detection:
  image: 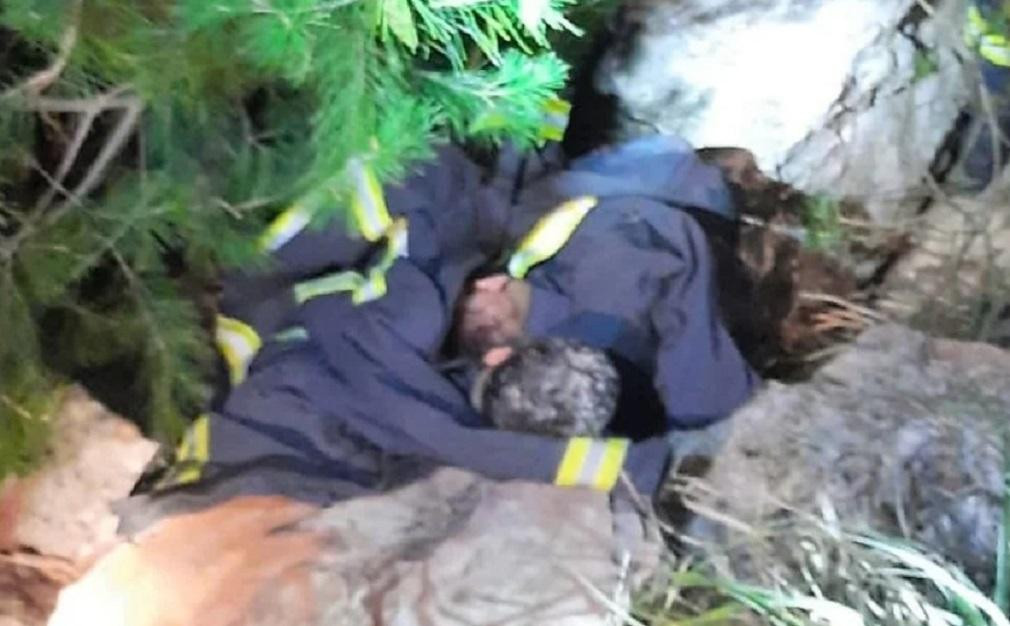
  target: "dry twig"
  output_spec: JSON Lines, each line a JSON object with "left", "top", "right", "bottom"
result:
{"left": 798, "top": 291, "right": 889, "bottom": 323}
{"left": 0, "top": 0, "right": 83, "bottom": 99}
{"left": 0, "top": 92, "right": 143, "bottom": 262}
{"left": 35, "top": 87, "right": 135, "bottom": 211}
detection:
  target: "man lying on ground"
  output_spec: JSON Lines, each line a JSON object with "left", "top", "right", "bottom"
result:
{"left": 120, "top": 135, "right": 756, "bottom": 530}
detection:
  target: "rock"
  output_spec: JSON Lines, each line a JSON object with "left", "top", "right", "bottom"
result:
{"left": 0, "top": 553, "right": 77, "bottom": 626}
{"left": 0, "top": 386, "right": 157, "bottom": 626}
{"left": 880, "top": 190, "right": 1010, "bottom": 345}
{"left": 592, "top": 0, "right": 973, "bottom": 222}
{"left": 685, "top": 324, "right": 1008, "bottom": 587}
{"left": 48, "top": 468, "right": 654, "bottom": 626}
{"left": 3, "top": 386, "right": 158, "bottom": 563}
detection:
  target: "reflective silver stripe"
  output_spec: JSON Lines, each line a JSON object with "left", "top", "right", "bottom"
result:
{"left": 259, "top": 204, "right": 313, "bottom": 252}
{"left": 347, "top": 156, "right": 391, "bottom": 242}
{"left": 576, "top": 441, "right": 607, "bottom": 486}
{"left": 215, "top": 316, "right": 262, "bottom": 386}
{"left": 273, "top": 326, "right": 309, "bottom": 343}
{"left": 291, "top": 219, "right": 408, "bottom": 307}
{"left": 351, "top": 217, "right": 408, "bottom": 304}
{"left": 352, "top": 268, "right": 387, "bottom": 304}
{"left": 554, "top": 438, "right": 628, "bottom": 491}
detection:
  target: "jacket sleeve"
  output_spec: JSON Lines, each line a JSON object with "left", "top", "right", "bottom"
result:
{"left": 217, "top": 145, "right": 510, "bottom": 376}
{"left": 298, "top": 261, "right": 670, "bottom": 495}
{"left": 650, "top": 209, "right": 758, "bottom": 429}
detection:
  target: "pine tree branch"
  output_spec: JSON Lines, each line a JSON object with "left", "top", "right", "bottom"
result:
{"left": 110, "top": 248, "right": 167, "bottom": 354}
{"left": 11, "top": 94, "right": 139, "bottom": 113}
{"left": 0, "top": 93, "right": 143, "bottom": 262}
{"left": 0, "top": 393, "right": 34, "bottom": 422}
{"left": 0, "top": 0, "right": 83, "bottom": 100}
{"left": 35, "top": 88, "right": 134, "bottom": 211}
{"left": 65, "top": 96, "right": 143, "bottom": 206}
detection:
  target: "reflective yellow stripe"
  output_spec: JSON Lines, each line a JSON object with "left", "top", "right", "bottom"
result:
{"left": 215, "top": 315, "right": 262, "bottom": 386}
{"left": 555, "top": 437, "right": 592, "bottom": 487}
{"left": 289, "top": 217, "right": 408, "bottom": 307}
{"left": 384, "top": 216, "right": 409, "bottom": 260}
{"left": 352, "top": 268, "right": 388, "bottom": 304}
{"left": 259, "top": 203, "right": 313, "bottom": 252}
{"left": 290, "top": 218, "right": 408, "bottom": 307}
{"left": 347, "top": 156, "right": 391, "bottom": 242}
{"left": 508, "top": 196, "right": 598, "bottom": 279}
{"left": 592, "top": 439, "right": 629, "bottom": 491}
{"left": 293, "top": 270, "right": 364, "bottom": 304}
{"left": 539, "top": 97, "right": 571, "bottom": 142}
{"left": 965, "top": 5, "right": 1010, "bottom": 66}
{"left": 543, "top": 97, "right": 572, "bottom": 117}
{"left": 554, "top": 437, "right": 630, "bottom": 491}
{"left": 981, "top": 36, "right": 1010, "bottom": 66}
{"left": 351, "top": 217, "right": 408, "bottom": 304}
{"left": 174, "top": 413, "right": 210, "bottom": 485}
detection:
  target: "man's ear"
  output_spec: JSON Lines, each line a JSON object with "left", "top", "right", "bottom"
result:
{"left": 473, "top": 274, "right": 510, "bottom": 293}
{"left": 482, "top": 346, "right": 514, "bottom": 368}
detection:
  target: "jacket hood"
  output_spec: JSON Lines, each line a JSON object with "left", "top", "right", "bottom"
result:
{"left": 555, "top": 135, "right": 736, "bottom": 219}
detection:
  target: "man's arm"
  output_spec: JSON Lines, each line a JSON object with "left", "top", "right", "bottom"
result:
{"left": 298, "top": 261, "right": 670, "bottom": 495}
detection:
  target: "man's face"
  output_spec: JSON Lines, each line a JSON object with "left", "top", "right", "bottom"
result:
{"left": 455, "top": 274, "right": 530, "bottom": 358}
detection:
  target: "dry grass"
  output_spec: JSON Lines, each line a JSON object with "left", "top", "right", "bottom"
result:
{"left": 633, "top": 489, "right": 1009, "bottom": 626}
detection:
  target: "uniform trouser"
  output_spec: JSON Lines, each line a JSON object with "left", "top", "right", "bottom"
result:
{"left": 116, "top": 346, "right": 433, "bottom": 536}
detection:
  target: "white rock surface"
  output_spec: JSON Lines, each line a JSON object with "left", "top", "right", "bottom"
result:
{"left": 597, "top": 0, "right": 974, "bottom": 221}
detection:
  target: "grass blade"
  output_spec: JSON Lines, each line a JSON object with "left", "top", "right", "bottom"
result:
{"left": 995, "top": 429, "right": 1009, "bottom": 616}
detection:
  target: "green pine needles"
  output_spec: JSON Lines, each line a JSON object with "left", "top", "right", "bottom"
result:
{"left": 0, "top": 0, "right": 578, "bottom": 475}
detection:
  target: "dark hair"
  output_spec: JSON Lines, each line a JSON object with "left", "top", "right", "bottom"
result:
{"left": 478, "top": 338, "right": 619, "bottom": 437}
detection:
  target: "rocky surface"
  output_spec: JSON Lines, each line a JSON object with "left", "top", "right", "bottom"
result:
{"left": 590, "top": 0, "right": 973, "bottom": 223}
{"left": 1, "top": 386, "right": 157, "bottom": 562}
{"left": 881, "top": 186, "right": 1010, "bottom": 345}
{"left": 47, "top": 467, "right": 654, "bottom": 626}
{"left": 0, "top": 386, "right": 157, "bottom": 626}
{"left": 684, "top": 324, "right": 1008, "bottom": 587}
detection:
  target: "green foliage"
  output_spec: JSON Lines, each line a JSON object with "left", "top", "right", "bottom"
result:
{"left": 0, "top": 0, "right": 582, "bottom": 473}
{"left": 801, "top": 194, "right": 843, "bottom": 251}
{"left": 912, "top": 48, "right": 940, "bottom": 83}
{"left": 0, "top": 270, "right": 56, "bottom": 477}
{"left": 638, "top": 524, "right": 1010, "bottom": 626}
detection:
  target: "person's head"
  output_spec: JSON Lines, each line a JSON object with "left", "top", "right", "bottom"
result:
{"left": 472, "top": 337, "right": 619, "bottom": 438}
{"left": 453, "top": 274, "right": 531, "bottom": 358}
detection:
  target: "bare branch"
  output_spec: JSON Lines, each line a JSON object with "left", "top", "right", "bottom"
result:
{"left": 0, "top": 94, "right": 143, "bottom": 262}
{"left": 35, "top": 109, "right": 100, "bottom": 211}
{"left": 13, "top": 93, "right": 138, "bottom": 113}
{"left": 797, "top": 292, "right": 890, "bottom": 322}
{"left": 63, "top": 96, "right": 143, "bottom": 204}
{"left": 0, "top": 0, "right": 83, "bottom": 100}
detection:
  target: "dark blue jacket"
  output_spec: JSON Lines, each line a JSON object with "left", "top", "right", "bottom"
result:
{"left": 511, "top": 136, "right": 757, "bottom": 430}
{"left": 205, "top": 143, "right": 672, "bottom": 497}
{"left": 201, "top": 137, "right": 754, "bottom": 501}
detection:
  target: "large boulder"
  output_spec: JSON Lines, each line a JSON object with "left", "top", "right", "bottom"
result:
{"left": 880, "top": 188, "right": 1010, "bottom": 346}
{"left": 685, "top": 324, "right": 1008, "bottom": 587}
{"left": 0, "top": 386, "right": 157, "bottom": 626}
{"left": 48, "top": 467, "right": 657, "bottom": 626}
{"left": 592, "top": 0, "right": 973, "bottom": 222}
